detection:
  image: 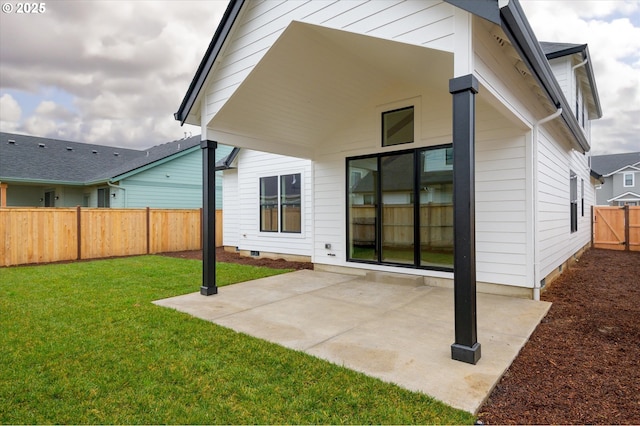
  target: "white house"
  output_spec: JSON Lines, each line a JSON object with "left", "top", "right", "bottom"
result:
{"left": 176, "top": 0, "right": 602, "bottom": 363}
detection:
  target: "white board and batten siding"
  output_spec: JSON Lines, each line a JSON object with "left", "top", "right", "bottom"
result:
{"left": 231, "top": 149, "right": 313, "bottom": 257}
{"left": 205, "top": 0, "right": 456, "bottom": 124}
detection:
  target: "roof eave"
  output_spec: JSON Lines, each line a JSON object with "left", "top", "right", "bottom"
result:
{"left": 590, "top": 169, "right": 604, "bottom": 184}
{"left": 444, "top": 0, "right": 501, "bottom": 24}
{"left": 581, "top": 46, "right": 603, "bottom": 119}
{"left": 607, "top": 191, "right": 640, "bottom": 203}
{"left": 603, "top": 164, "right": 640, "bottom": 178}
{"left": 0, "top": 177, "right": 91, "bottom": 186}
{"left": 174, "top": 0, "right": 245, "bottom": 126}
{"left": 499, "top": 0, "right": 591, "bottom": 153}
{"left": 544, "top": 44, "right": 587, "bottom": 59}
{"left": 215, "top": 147, "right": 240, "bottom": 171}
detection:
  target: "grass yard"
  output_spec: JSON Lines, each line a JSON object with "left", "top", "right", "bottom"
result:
{"left": 0, "top": 256, "right": 474, "bottom": 424}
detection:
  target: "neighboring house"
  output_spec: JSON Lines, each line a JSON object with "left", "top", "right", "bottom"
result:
{"left": 591, "top": 152, "right": 640, "bottom": 206}
{"left": 0, "top": 132, "right": 233, "bottom": 208}
{"left": 176, "top": 0, "right": 603, "bottom": 303}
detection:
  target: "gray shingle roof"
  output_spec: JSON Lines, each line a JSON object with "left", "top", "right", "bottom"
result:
{"left": 0, "top": 132, "right": 141, "bottom": 183}
{"left": 591, "top": 152, "right": 640, "bottom": 176}
{"left": 0, "top": 132, "right": 228, "bottom": 185}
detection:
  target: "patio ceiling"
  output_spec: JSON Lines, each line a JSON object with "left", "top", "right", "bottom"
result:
{"left": 208, "top": 21, "right": 453, "bottom": 159}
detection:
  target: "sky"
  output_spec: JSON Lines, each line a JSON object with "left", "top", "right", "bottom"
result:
{"left": 0, "top": 0, "right": 638, "bottom": 154}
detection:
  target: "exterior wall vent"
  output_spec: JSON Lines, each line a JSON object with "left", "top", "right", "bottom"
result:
{"left": 492, "top": 32, "right": 507, "bottom": 48}
{"left": 250, "top": 250, "right": 260, "bottom": 256}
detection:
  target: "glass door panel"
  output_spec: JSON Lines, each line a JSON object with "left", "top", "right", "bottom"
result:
{"left": 419, "top": 148, "right": 453, "bottom": 268}
{"left": 347, "top": 157, "right": 378, "bottom": 261}
{"left": 381, "top": 153, "right": 414, "bottom": 264}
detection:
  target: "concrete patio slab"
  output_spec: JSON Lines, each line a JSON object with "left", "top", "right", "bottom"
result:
{"left": 153, "top": 270, "right": 550, "bottom": 414}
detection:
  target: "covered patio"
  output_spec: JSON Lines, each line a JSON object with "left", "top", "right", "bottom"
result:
{"left": 154, "top": 269, "right": 550, "bottom": 414}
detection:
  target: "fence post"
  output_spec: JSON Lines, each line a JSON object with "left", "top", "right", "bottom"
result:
{"left": 591, "top": 205, "right": 594, "bottom": 247}
{"left": 146, "top": 207, "right": 151, "bottom": 254}
{"left": 625, "top": 205, "right": 630, "bottom": 251}
{"left": 76, "top": 206, "right": 82, "bottom": 260}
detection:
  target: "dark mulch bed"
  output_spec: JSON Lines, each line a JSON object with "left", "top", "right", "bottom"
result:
{"left": 478, "top": 248, "right": 640, "bottom": 425}
{"left": 161, "top": 247, "right": 313, "bottom": 270}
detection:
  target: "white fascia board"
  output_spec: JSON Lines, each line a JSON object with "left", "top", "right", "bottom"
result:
{"left": 603, "top": 164, "right": 640, "bottom": 177}
{"left": 607, "top": 191, "right": 640, "bottom": 203}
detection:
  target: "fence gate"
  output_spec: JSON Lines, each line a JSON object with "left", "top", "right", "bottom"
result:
{"left": 593, "top": 206, "right": 640, "bottom": 251}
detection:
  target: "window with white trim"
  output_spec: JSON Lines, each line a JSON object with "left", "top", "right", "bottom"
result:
{"left": 623, "top": 172, "right": 634, "bottom": 187}
{"left": 259, "top": 173, "right": 301, "bottom": 233}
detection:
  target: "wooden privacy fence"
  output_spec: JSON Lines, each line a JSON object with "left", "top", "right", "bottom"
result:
{"left": 593, "top": 206, "right": 640, "bottom": 251}
{"left": 0, "top": 207, "right": 223, "bottom": 267}
{"left": 351, "top": 204, "right": 453, "bottom": 249}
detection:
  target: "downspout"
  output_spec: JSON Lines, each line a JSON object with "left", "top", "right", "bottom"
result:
{"left": 107, "top": 181, "right": 126, "bottom": 207}
{"left": 572, "top": 58, "right": 588, "bottom": 73}
{"left": 532, "top": 107, "right": 563, "bottom": 301}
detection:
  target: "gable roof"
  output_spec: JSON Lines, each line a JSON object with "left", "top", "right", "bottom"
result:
{"left": 540, "top": 42, "right": 586, "bottom": 58}
{"left": 90, "top": 136, "right": 202, "bottom": 182}
{"left": 540, "top": 41, "right": 602, "bottom": 119}
{"left": 176, "top": 0, "right": 599, "bottom": 154}
{"left": 590, "top": 152, "right": 640, "bottom": 176}
{"left": 174, "top": 0, "right": 244, "bottom": 126}
{"left": 607, "top": 191, "right": 640, "bottom": 203}
{"left": 0, "top": 132, "right": 230, "bottom": 186}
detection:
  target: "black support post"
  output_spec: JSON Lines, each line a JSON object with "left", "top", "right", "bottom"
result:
{"left": 201, "top": 139, "right": 218, "bottom": 296}
{"left": 449, "top": 74, "right": 481, "bottom": 364}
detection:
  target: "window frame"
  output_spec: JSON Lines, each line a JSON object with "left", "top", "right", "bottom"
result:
{"left": 381, "top": 106, "right": 414, "bottom": 147}
{"left": 345, "top": 144, "right": 454, "bottom": 272}
{"left": 259, "top": 176, "right": 279, "bottom": 233}
{"left": 570, "top": 170, "right": 578, "bottom": 233}
{"left": 97, "top": 187, "right": 110, "bottom": 208}
{"left": 623, "top": 172, "right": 634, "bottom": 187}
{"left": 259, "top": 173, "right": 302, "bottom": 234}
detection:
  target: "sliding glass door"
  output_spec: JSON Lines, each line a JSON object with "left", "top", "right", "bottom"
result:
{"left": 347, "top": 145, "right": 453, "bottom": 271}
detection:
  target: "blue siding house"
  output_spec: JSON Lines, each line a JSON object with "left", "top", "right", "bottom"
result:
{"left": 0, "top": 132, "right": 233, "bottom": 209}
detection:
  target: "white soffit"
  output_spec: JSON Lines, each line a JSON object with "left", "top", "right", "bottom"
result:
{"left": 209, "top": 21, "right": 453, "bottom": 156}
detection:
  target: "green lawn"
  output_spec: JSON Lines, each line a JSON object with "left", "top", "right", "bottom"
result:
{"left": 0, "top": 256, "right": 474, "bottom": 424}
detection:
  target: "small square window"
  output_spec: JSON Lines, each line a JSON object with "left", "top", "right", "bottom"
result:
{"left": 382, "top": 106, "right": 414, "bottom": 147}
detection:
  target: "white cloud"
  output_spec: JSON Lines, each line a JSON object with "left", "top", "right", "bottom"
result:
{"left": 0, "top": 94, "right": 22, "bottom": 128}
{"left": 521, "top": 0, "right": 640, "bottom": 154}
{"left": 0, "top": 0, "right": 638, "bottom": 155}
{"left": 0, "top": 0, "right": 227, "bottom": 149}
